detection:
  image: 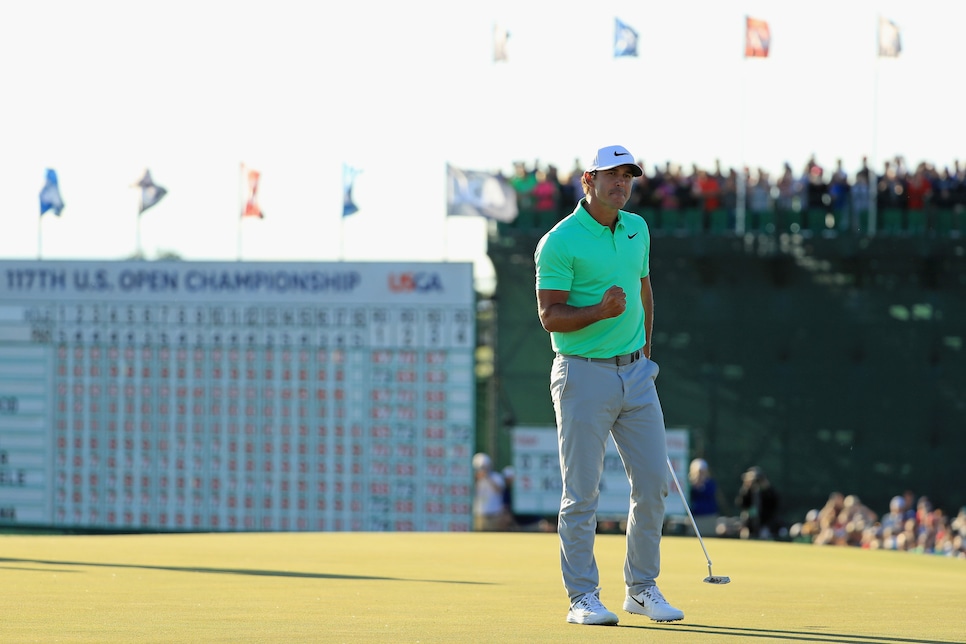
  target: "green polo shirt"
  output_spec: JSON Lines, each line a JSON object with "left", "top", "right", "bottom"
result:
{"left": 534, "top": 201, "right": 650, "bottom": 358}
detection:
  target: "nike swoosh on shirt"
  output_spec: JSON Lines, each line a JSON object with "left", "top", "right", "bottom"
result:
{"left": 628, "top": 232, "right": 639, "bottom": 239}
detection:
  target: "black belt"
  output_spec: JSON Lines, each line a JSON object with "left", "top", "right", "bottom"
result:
{"left": 564, "top": 348, "right": 644, "bottom": 366}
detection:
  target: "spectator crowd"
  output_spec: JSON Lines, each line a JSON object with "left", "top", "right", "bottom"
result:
{"left": 789, "top": 490, "right": 966, "bottom": 558}
{"left": 501, "top": 155, "right": 966, "bottom": 238}
{"left": 477, "top": 450, "right": 965, "bottom": 560}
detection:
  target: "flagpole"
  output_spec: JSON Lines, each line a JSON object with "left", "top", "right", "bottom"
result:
{"left": 132, "top": 170, "right": 166, "bottom": 258}
{"left": 737, "top": 44, "right": 747, "bottom": 236}
{"left": 135, "top": 171, "right": 143, "bottom": 259}
{"left": 869, "top": 14, "right": 902, "bottom": 237}
{"left": 738, "top": 15, "right": 767, "bottom": 236}
{"left": 38, "top": 214, "right": 43, "bottom": 260}
{"left": 237, "top": 163, "right": 243, "bottom": 261}
{"left": 134, "top": 169, "right": 143, "bottom": 259}
{"left": 870, "top": 46, "right": 880, "bottom": 237}
{"left": 136, "top": 207, "right": 143, "bottom": 259}
{"left": 339, "top": 212, "right": 345, "bottom": 261}
{"left": 442, "top": 162, "right": 449, "bottom": 262}
{"left": 443, "top": 217, "right": 449, "bottom": 263}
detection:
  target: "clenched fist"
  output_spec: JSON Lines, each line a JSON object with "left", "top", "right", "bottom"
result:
{"left": 598, "top": 285, "right": 626, "bottom": 319}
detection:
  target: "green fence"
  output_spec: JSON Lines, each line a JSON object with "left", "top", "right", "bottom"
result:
{"left": 486, "top": 231, "right": 966, "bottom": 527}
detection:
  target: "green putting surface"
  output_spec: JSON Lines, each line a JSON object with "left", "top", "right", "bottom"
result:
{"left": 2, "top": 531, "right": 964, "bottom": 643}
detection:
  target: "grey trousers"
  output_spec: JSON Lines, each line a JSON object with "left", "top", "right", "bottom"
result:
{"left": 550, "top": 354, "right": 669, "bottom": 601}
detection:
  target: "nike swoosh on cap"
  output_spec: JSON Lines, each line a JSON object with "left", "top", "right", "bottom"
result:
{"left": 613, "top": 151, "right": 629, "bottom": 157}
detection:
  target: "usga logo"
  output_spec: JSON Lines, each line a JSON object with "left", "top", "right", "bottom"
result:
{"left": 388, "top": 272, "right": 444, "bottom": 293}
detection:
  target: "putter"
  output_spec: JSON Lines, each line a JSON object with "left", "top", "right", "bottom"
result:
{"left": 666, "top": 457, "right": 731, "bottom": 585}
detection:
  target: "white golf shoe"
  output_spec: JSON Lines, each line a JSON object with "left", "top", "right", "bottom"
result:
{"left": 623, "top": 586, "right": 685, "bottom": 622}
{"left": 566, "top": 590, "right": 619, "bottom": 625}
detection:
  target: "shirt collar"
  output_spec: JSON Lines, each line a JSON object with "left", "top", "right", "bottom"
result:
{"left": 574, "top": 200, "right": 625, "bottom": 236}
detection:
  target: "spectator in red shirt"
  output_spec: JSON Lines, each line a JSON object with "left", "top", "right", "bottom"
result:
{"left": 905, "top": 163, "right": 934, "bottom": 234}
{"left": 692, "top": 168, "right": 720, "bottom": 232}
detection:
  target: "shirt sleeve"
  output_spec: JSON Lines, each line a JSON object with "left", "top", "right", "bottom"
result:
{"left": 534, "top": 234, "right": 574, "bottom": 291}
{"left": 640, "top": 221, "right": 651, "bottom": 279}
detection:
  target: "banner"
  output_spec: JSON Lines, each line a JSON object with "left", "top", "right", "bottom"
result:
{"left": 745, "top": 16, "right": 771, "bottom": 58}
{"left": 614, "top": 18, "right": 639, "bottom": 58}
{"left": 133, "top": 169, "right": 167, "bottom": 214}
{"left": 241, "top": 166, "right": 264, "bottom": 219}
{"left": 510, "top": 426, "right": 689, "bottom": 518}
{"left": 446, "top": 165, "right": 518, "bottom": 223}
{"left": 39, "top": 169, "right": 65, "bottom": 217}
{"left": 0, "top": 260, "right": 475, "bottom": 533}
{"left": 878, "top": 16, "right": 901, "bottom": 57}
{"left": 343, "top": 163, "right": 361, "bottom": 217}
{"left": 493, "top": 22, "right": 509, "bottom": 63}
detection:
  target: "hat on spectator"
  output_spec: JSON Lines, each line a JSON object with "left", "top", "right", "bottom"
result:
{"left": 472, "top": 452, "right": 492, "bottom": 471}
{"left": 587, "top": 145, "right": 643, "bottom": 176}
{"left": 743, "top": 465, "right": 762, "bottom": 481}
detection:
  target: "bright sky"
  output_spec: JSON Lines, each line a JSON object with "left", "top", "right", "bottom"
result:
{"left": 1, "top": 0, "right": 963, "bottom": 294}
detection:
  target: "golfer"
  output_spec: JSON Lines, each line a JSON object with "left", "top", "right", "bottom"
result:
{"left": 534, "top": 145, "right": 684, "bottom": 626}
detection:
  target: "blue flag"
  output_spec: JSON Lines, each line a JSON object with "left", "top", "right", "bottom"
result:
{"left": 343, "top": 163, "right": 361, "bottom": 217}
{"left": 133, "top": 169, "right": 167, "bottom": 214}
{"left": 40, "top": 168, "right": 65, "bottom": 216}
{"left": 614, "top": 18, "right": 639, "bottom": 58}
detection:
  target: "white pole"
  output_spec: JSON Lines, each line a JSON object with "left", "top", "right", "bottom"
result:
{"left": 870, "top": 60, "right": 879, "bottom": 237}
{"left": 442, "top": 162, "right": 450, "bottom": 261}
{"left": 136, "top": 207, "right": 143, "bottom": 259}
{"left": 339, "top": 208, "right": 346, "bottom": 261}
{"left": 736, "top": 172, "right": 746, "bottom": 236}
{"left": 237, "top": 163, "right": 244, "bottom": 261}
{"left": 736, "top": 18, "right": 749, "bottom": 235}
{"left": 869, "top": 16, "right": 884, "bottom": 237}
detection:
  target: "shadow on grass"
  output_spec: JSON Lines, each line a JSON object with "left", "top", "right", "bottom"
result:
{"left": 0, "top": 557, "right": 491, "bottom": 585}
{"left": 0, "top": 565, "right": 80, "bottom": 573}
{"left": 624, "top": 622, "right": 960, "bottom": 644}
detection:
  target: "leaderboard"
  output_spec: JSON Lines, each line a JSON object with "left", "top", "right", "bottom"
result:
{"left": 0, "top": 261, "right": 475, "bottom": 532}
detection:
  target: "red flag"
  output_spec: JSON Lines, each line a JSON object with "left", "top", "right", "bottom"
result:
{"left": 242, "top": 166, "right": 263, "bottom": 219}
{"left": 745, "top": 16, "right": 770, "bottom": 58}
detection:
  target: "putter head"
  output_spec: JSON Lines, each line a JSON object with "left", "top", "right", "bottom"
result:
{"left": 703, "top": 575, "right": 731, "bottom": 585}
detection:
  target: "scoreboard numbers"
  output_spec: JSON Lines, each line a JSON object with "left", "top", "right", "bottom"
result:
{"left": 0, "top": 261, "right": 475, "bottom": 532}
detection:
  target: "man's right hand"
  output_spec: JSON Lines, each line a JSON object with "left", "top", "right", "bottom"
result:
{"left": 598, "top": 285, "right": 626, "bottom": 319}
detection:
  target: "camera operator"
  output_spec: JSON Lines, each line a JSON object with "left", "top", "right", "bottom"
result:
{"left": 735, "top": 466, "right": 781, "bottom": 539}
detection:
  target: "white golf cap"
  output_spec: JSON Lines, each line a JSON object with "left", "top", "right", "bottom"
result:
{"left": 472, "top": 452, "right": 492, "bottom": 471}
{"left": 587, "top": 145, "right": 643, "bottom": 176}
